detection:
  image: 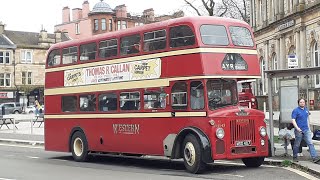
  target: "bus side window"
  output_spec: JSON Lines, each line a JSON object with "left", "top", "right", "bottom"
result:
{"left": 79, "top": 94, "right": 96, "bottom": 112}
{"left": 120, "top": 34, "right": 141, "bottom": 56}
{"left": 190, "top": 81, "right": 204, "bottom": 110}
{"left": 48, "top": 49, "right": 61, "bottom": 67}
{"left": 171, "top": 82, "right": 187, "bottom": 110}
{"left": 99, "top": 39, "right": 118, "bottom": 59}
{"left": 143, "top": 29, "right": 166, "bottom": 52}
{"left": 62, "top": 46, "right": 78, "bottom": 64}
{"left": 99, "top": 93, "right": 117, "bottom": 112}
{"left": 120, "top": 92, "right": 140, "bottom": 111}
{"left": 80, "top": 43, "right": 97, "bottom": 61}
{"left": 169, "top": 25, "right": 195, "bottom": 48}
{"left": 62, "top": 96, "right": 77, "bottom": 112}
{"left": 144, "top": 91, "right": 166, "bottom": 109}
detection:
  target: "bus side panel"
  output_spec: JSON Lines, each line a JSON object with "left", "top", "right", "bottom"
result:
{"left": 45, "top": 71, "right": 64, "bottom": 89}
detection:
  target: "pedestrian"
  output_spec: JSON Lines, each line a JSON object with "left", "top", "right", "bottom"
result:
{"left": 291, "top": 98, "right": 320, "bottom": 163}
{"left": 35, "top": 100, "right": 41, "bottom": 117}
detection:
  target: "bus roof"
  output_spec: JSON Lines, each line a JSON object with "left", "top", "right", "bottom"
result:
{"left": 49, "top": 16, "right": 251, "bottom": 51}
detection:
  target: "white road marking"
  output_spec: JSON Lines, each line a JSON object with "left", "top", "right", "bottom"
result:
{"left": 26, "top": 156, "right": 40, "bottom": 159}
{"left": 0, "top": 143, "right": 44, "bottom": 149}
{"left": 284, "top": 167, "right": 319, "bottom": 180}
{"left": 0, "top": 178, "right": 16, "bottom": 180}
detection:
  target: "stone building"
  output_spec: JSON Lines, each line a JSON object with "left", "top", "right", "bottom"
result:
{"left": 250, "top": 0, "right": 320, "bottom": 110}
{"left": 0, "top": 22, "right": 69, "bottom": 106}
{"left": 55, "top": 0, "right": 184, "bottom": 40}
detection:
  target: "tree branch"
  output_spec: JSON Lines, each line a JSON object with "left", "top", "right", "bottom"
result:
{"left": 184, "top": 0, "right": 202, "bottom": 16}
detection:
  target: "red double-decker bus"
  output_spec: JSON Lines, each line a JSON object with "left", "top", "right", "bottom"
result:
{"left": 44, "top": 16, "right": 268, "bottom": 173}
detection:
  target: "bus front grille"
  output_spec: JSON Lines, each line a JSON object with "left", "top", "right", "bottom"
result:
{"left": 230, "top": 119, "right": 255, "bottom": 145}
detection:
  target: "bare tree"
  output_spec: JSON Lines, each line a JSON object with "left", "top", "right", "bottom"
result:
{"left": 183, "top": 0, "right": 250, "bottom": 23}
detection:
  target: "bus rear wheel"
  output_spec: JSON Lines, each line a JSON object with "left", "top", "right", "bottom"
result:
{"left": 71, "top": 131, "right": 89, "bottom": 162}
{"left": 182, "top": 134, "right": 206, "bottom": 174}
{"left": 242, "top": 157, "right": 265, "bottom": 167}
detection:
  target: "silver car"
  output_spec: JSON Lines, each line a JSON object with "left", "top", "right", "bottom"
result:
{"left": 0, "top": 102, "right": 22, "bottom": 114}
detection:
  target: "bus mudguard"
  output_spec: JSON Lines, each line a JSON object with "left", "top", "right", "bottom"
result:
{"left": 169, "top": 127, "right": 213, "bottom": 163}
{"left": 69, "top": 127, "right": 87, "bottom": 152}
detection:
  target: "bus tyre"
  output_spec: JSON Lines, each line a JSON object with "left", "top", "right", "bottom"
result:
{"left": 182, "top": 134, "right": 206, "bottom": 174}
{"left": 71, "top": 131, "right": 89, "bottom": 162}
{"left": 242, "top": 157, "right": 265, "bottom": 167}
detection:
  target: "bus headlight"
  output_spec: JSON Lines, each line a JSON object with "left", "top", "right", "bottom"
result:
{"left": 251, "top": 98, "right": 255, "bottom": 102}
{"left": 260, "top": 127, "right": 267, "bottom": 137}
{"left": 216, "top": 128, "right": 225, "bottom": 139}
{"left": 261, "top": 139, "right": 265, "bottom": 146}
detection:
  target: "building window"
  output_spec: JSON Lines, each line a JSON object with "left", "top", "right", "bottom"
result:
{"left": 109, "top": 19, "right": 113, "bottom": 31}
{"left": 0, "top": 73, "right": 11, "bottom": 87}
{"left": 122, "top": 21, "right": 127, "bottom": 30}
{"left": 101, "top": 19, "right": 106, "bottom": 31}
{"left": 22, "top": 72, "right": 32, "bottom": 85}
{"left": 117, "top": 20, "right": 121, "bottom": 30}
{"left": 0, "top": 51, "right": 10, "bottom": 64}
{"left": 94, "top": 19, "right": 99, "bottom": 31}
{"left": 21, "top": 50, "right": 33, "bottom": 63}
{"left": 313, "top": 42, "right": 320, "bottom": 88}
{"left": 75, "top": 23, "right": 80, "bottom": 34}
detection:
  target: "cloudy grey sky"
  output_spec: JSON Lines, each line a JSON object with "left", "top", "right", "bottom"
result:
{"left": 0, "top": 0, "right": 192, "bottom": 33}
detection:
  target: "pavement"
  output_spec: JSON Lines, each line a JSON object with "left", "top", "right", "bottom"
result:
{"left": 0, "top": 114, "right": 320, "bottom": 178}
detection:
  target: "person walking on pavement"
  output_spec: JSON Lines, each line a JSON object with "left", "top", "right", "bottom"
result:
{"left": 292, "top": 98, "right": 320, "bottom": 164}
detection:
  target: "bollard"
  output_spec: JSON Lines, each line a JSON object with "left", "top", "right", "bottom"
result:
{"left": 31, "top": 117, "right": 33, "bottom": 134}
{"left": 13, "top": 118, "right": 16, "bottom": 133}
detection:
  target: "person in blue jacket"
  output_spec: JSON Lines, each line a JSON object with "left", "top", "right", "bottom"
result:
{"left": 292, "top": 98, "right": 320, "bottom": 163}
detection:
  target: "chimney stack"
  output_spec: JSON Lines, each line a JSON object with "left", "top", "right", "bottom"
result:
{"left": 82, "top": 1, "right": 90, "bottom": 18}
{"left": 62, "top": 6, "right": 70, "bottom": 23}
{"left": 55, "top": 30, "right": 62, "bottom": 43}
{"left": 0, "top": 22, "right": 4, "bottom": 34}
{"left": 72, "top": 8, "right": 83, "bottom": 21}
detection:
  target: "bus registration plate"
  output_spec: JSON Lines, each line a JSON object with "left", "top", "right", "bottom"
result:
{"left": 236, "top": 140, "right": 251, "bottom": 147}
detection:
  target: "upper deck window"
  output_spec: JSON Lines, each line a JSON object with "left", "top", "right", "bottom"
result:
{"left": 99, "top": 39, "right": 118, "bottom": 58}
{"left": 47, "top": 49, "right": 61, "bottom": 67}
{"left": 80, "top": 43, "right": 97, "bottom": 61}
{"left": 62, "top": 46, "right": 78, "bottom": 64}
{"left": 143, "top": 30, "right": 166, "bottom": 52}
{"left": 229, "top": 26, "right": 254, "bottom": 47}
{"left": 120, "top": 34, "right": 141, "bottom": 56}
{"left": 200, "top": 25, "right": 229, "bottom": 46}
{"left": 169, "top": 25, "right": 195, "bottom": 48}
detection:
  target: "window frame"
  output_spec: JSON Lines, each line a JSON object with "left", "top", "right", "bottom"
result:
{"left": 120, "top": 91, "right": 141, "bottom": 111}
{"left": 169, "top": 25, "right": 195, "bottom": 48}
{"left": 0, "top": 73, "right": 11, "bottom": 87}
{"left": 229, "top": 26, "right": 254, "bottom": 47}
{"left": 101, "top": 19, "right": 107, "bottom": 31}
{"left": 62, "top": 46, "right": 78, "bottom": 64}
{"left": 0, "top": 51, "right": 11, "bottom": 64}
{"left": 200, "top": 24, "right": 229, "bottom": 46}
{"left": 21, "top": 71, "right": 32, "bottom": 85}
{"left": 47, "top": 49, "right": 61, "bottom": 67}
{"left": 98, "top": 92, "right": 118, "bottom": 112}
{"left": 80, "top": 42, "right": 97, "bottom": 61}
{"left": 143, "top": 29, "right": 167, "bottom": 52}
{"left": 62, "top": 96, "right": 78, "bottom": 112}
{"left": 171, "top": 81, "right": 188, "bottom": 110}
{"left": 99, "top": 39, "right": 118, "bottom": 59}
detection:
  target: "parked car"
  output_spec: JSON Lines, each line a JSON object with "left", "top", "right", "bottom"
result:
{"left": 0, "top": 102, "right": 22, "bottom": 114}
{"left": 25, "top": 105, "right": 45, "bottom": 114}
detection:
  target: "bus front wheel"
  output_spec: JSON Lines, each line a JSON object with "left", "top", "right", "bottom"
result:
{"left": 182, "top": 134, "right": 206, "bottom": 174}
{"left": 71, "top": 131, "right": 89, "bottom": 162}
{"left": 242, "top": 157, "right": 265, "bottom": 167}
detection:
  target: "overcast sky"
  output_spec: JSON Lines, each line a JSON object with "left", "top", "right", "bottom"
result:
{"left": 0, "top": 0, "right": 192, "bottom": 33}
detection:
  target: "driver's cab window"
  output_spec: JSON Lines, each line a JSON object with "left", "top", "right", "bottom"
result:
{"left": 171, "top": 82, "right": 187, "bottom": 110}
{"left": 207, "top": 79, "right": 237, "bottom": 109}
{"left": 190, "top": 81, "right": 204, "bottom": 110}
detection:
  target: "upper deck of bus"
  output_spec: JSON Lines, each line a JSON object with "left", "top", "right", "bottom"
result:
{"left": 47, "top": 16, "right": 254, "bottom": 54}
{"left": 45, "top": 16, "right": 260, "bottom": 82}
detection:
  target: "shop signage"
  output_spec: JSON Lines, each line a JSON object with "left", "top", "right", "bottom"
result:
{"left": 277, "top": 20, "right": 295, "bottom": 31}
{"left": 0, "top": 92, "right": 14, "bottom": 99}
{"left": 288, "top": 54, "right": 299, "bottom": 69}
